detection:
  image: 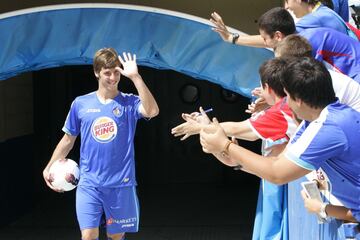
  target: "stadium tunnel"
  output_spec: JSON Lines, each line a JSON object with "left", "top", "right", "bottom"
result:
{"left": 0, "top": 4, "right": 274, "bottom": 239}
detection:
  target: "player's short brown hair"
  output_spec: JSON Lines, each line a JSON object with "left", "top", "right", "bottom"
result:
{"left": 93, "top": 48, "right": 121, "bottom": 75}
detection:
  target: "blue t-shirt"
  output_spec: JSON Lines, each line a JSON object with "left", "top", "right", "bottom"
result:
{"left": 332, "top": 0, "right": 349, "bottom": 22}
{"left": 296, "top": 4, "right": 348, "bottom": 35}
{"left": 299, "top": 27, "right": 360, "bottom": 83}
{"left": 63, "top": 91, "right": 142, "bottom": 188}
{"left": 285, "top": 101, "right": 360, "bottom": 221}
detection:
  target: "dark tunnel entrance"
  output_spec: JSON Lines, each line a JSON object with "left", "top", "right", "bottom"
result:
{"left": 1, "top": 65, "right": 261, "bottom": 239}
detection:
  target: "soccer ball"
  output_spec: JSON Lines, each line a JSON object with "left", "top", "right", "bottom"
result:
{"left": 49, "top": 159, "right": 80, "bottom": 191}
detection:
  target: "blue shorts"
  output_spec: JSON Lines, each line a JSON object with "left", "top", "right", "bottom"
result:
{"left": 76, "top": 185, "right": 140, "bottom": 234}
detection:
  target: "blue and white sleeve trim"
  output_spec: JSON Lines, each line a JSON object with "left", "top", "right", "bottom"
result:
{"left": 285, "top": 150, "right": 316, "bottom": 171}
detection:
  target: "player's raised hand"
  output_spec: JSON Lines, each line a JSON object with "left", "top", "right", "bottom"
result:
{"left": 210, "top": 12, "right": 232, "bottom": 42}
{"left": 118, "top": 52, "right": 139, "bottom": 79}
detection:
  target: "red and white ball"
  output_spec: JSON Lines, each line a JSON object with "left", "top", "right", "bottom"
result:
{"left": 49, "top": 159, "right": 79, "bottom": 191}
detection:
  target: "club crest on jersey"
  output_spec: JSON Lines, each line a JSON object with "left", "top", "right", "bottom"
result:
{"left": 113, "top": 106, "right": 121, "bottom": 117}
{"left": 91, "top": 117, "right": 117, "bottom": 143}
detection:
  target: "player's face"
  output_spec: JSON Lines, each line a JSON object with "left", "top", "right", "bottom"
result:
{"left": 259, "top": 29, "right": 278, "bottom": 49}
{"left": 97, "top": 67, "right": 121, "bottom": 91}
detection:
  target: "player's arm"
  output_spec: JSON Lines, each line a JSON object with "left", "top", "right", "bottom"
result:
{"left": 210, "top": 12, "right": 266, "bottom": 48}
{"left": 43, "top": 133, "right": 77, "bottom": 191}
{"left": 301, "top": 191, "right": 357, "bottom": 222}
{"left": 133, "top": 73, "right": 159, "bottom": 118}
{"left": 200, "top": 119, "right": 310, "bottom": 184}
{"left": 118, "top": 52, "right": 159, "bottom": 118}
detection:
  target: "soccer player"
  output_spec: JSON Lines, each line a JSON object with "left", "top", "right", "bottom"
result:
{"left": 43, "top": 48, "right": 159, "bottom": 240}
{"left": 199, "top": 57, "right": 360, "bottom": 223}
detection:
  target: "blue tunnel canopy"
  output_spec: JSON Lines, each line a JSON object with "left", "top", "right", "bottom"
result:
{"left": 0, "top": 3, "right": 273, "bottom": 97}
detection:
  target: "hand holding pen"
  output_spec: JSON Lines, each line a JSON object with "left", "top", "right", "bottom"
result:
{"left": 171, "top": 107, "right": 213, "bottom": 141}
{"left": 181, "top": 107, "right": 213, "bottom": 124}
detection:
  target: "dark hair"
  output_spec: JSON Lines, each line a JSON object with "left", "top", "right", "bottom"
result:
{"left": 274, "top": 34, "right": 312, "bottom": 58}
{"left": 93, "top": 48, "right": 121, "bottom": 74}
{"left": 285, "top": 0, "right": 323, "bottom": 6}
{"left": 258, "top": 7, "right": 296, "bottom": 37}
{"left": 281, "top": 57, "right": 336, "bottom": 109}
{"left": 259, "top": 58, "right": 287, "bottom": 97}
{"left": 302, "top": 0, "right": 321, "bottom": 5}
{"left": 319, "top": 0, "right": 334, "bottom": 9}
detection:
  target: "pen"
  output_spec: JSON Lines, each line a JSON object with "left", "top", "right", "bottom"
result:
{"left": 195, "top": 108, "right": 213, "bottom": 116}
{"left": 203, "top": 108, "right": 213, "bottom": 114}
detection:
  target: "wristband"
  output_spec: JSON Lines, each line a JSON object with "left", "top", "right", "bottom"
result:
{"left": 319, "top": 202, "right": 328, "bottom": 219}
{"left": 232, "top": 33, "right": 240, "bottom": 44}
{"left": 221, "top": 140, "right": 232, "bottom": 157}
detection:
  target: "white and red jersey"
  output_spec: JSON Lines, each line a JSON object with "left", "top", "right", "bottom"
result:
{"left": 247, "top": 98, "right": 297, "bottom": 156}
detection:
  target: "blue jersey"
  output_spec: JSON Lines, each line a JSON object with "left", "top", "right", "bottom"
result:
{"left": 299, "top": 27, "right": 360, "bottom": 83}
{"left": 63, "top": 91, "right": 142, "bottom": 188}
{"left": 332, "top": 0, "right": 349, "bottom": 22}
{"left": 285, "top": 101, "right": 360, "bottom": 221}
{"left": 296, "top": 4, "right": 348, "bottom": 35}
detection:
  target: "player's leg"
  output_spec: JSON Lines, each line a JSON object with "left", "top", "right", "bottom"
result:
{"left": 103, "top": 186, "right": 140, "bottom": 240}
{"left": 81, "top": 228, "right": 99, "bottom": 240}
{"left": 76, "top": 185, "right": 103, "bottom": 240}
{"left": 106, "top": 232, "right": 125, "bottom": 240}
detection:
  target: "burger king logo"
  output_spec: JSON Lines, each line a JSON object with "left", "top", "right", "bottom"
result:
{"left": 91, "top": 117, "right": 117, "bottom": 143}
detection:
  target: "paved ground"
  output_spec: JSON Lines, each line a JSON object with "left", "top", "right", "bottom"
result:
{"left": 0, "top": 184, "right": 258, "bottom": 240}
